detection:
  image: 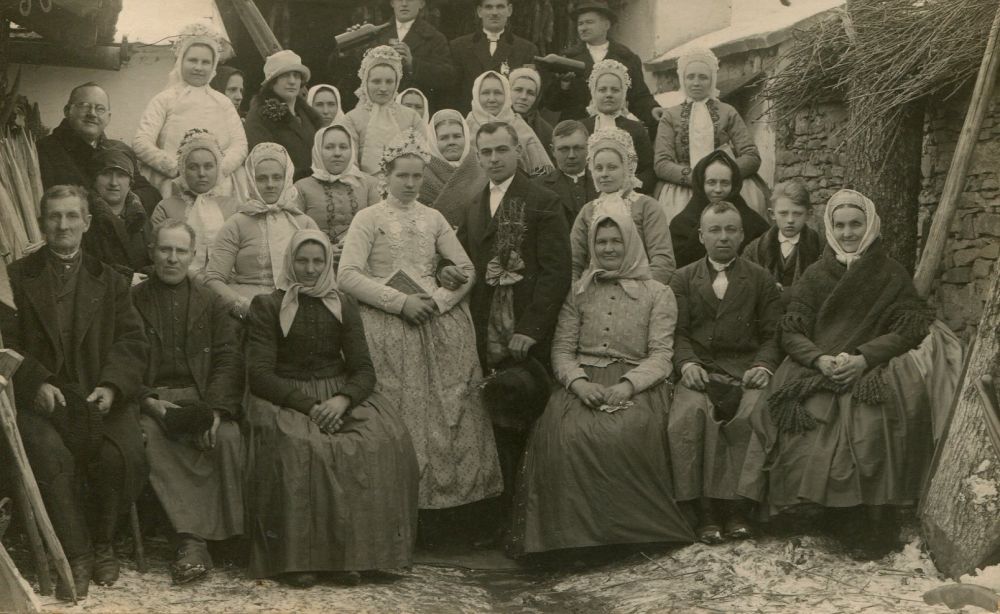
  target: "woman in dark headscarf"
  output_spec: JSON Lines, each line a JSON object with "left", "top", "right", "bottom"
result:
{"left": 210, "top": 65, "right": 245, "bottom": 113}
{"left": 668, "top": 149, "right": 768, "bottom": 268}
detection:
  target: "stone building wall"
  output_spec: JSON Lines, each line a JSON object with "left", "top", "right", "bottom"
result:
{"left": 772, "top": 95, "right": 999, "bottom": 337}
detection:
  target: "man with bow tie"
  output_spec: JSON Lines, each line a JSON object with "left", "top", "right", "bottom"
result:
{"left": 0, "top": 185, "right": 148, "bottom": 599}
{"left": 667, "top": 202, "right": 782, "bottom": 546}
{"left": 449, "top": 0, "right": 541, "bottom": 113}
{"left": 534, "top": 120, "right": 597, "bottom": 228}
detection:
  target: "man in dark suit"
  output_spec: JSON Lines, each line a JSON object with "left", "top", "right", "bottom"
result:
{"left": 0, "top": 185, "right": 148, "bottom": 600}
{"left": 534, "top": 119, "right": 597, "bottom": 228}
{"left": 36, "top": 83, "right": 161, "bottom": 214}
{"left": 440, "top": 121, "right": 571, "bottom": 545}
{"left": 336, "top": 0, "right": 455, "bottom": 112}
{"left": 133, "top": 219, "right": 244, "bottom": 586}
{"left": 542, "top": 0, "right": 662, "bottom": 135}
{"left": 667, "top": 202, "right": 783, "bottom": 546}
{"left": 449, "top": 0, "right": 539, "bottom": 113}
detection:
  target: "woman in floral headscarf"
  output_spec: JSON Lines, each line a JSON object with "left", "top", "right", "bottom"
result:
{"left": 738, "top": 189, "right": 962, "bottom": 559}
{"left": 509, "top": 67, "right": 553, "bottom": 153}
{"left": 340, "top": 46, "right": 426, "bottom": 174}
{"left": 509, "top": 209, "right": 695, "bottom": 556}
{"left": 205, "top": 142, "right": 318, "bottom": 318}
{"left": 338, "top": 129, "right": 502, "bottom": 517}
{"left": 466, "top": 70, "right": 553, "bottom": 176}
{"left": 149, "top": 129, "right": 241, "bottom": 272}
{"left": 569, "top": 127, "right": 675, "bottom": 284}
{"left": 653, "top": 47, "right": 768, "bottom": 223}
{"left": 581, "top": 59, "right": 655, "bottom": 195}
{"left": 134, "top": 23, "right": 247, "bottom": 199}
{"left": 294, "top": 124, "right": 380, "bottom": 254}
{"left": 244, "top": 228, "right": 418, "bottom": 586}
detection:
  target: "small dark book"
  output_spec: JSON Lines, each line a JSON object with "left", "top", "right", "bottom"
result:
{"left": 385, "top": 269, "right": 427, "bottom": 295}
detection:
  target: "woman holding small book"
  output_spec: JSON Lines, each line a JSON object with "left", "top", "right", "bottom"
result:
{"left": 337, "top": 129, "right": 503, "bottom": 514}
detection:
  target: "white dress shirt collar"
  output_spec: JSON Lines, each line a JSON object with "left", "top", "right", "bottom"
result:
{"left": 395, "top": 19, "right": 414, "bottom": 40}
{"left": 586, "top": 41, "right": 610, "bottom": 63}
{"left": 488, "top": 175, "right": 516, "bottom": 216}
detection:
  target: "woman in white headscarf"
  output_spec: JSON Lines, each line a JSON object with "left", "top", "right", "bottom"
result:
{"left": 340, "top": 46, "right": 425, "bottom": 174}
{"left": 204, "top": 142, "right": 318, "bottom": 317}
{"left": 466, "top": 70, "right": 553, "bottom": 176}
{"left": 568, "top": 127, "right": 675, "bottom": 284}
{"left": 581, "top": 60, "right": 656, "bottom": 195}
{"left": 653, "top": 47, "right": 768, "bottom": 223}
{"left": 134, "top": 23, "right": 248, "bottom": 199}
{"left": 396, "top": 88, "right": 431, "bottom": 126}
{"left": 738, "top": 189, "right": 962, "bottom": 560}
{"left": 149, "top": 128, "right": 241, "bottom": 272}
{"left": 307, "top": 84, "right": 345, "bottom": 127}
{"left": 244, "top": 228, "right": 418, "bottom": 586}
{"left": 294, "top": 124, "right": 380, "bottom": 255}
{"left": 508, "top": 67, "right": 553, "bottom": 153}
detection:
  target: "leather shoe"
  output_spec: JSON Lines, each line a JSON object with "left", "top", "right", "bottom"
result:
{"left": 92, "top": 542, "right": 120, "bottom": 586}
{"left": 55, "top": 553, "right": 93, "bottom": 601}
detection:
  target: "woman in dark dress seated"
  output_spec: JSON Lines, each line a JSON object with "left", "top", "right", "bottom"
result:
{"left": 509, "top": 209, "right": 695, "bottom": 556}
{"left": 244, "top": 228, "right": 419, "bottom": 587}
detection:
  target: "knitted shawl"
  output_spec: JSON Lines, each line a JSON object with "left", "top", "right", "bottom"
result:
{"left": 767, "top": 240, "right": 934, "bottom": 433}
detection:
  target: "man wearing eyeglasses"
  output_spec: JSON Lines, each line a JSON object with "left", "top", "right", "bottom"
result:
{"left": 37, "top": 82, "right": 162, "bottom": 214}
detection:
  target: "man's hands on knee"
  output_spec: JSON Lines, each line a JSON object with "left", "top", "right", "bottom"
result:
{"left": 34, "top": 382, "right": 65, "bottom": 415}
{"left": 680, "top": 363, "right": 709, "bottom": 392}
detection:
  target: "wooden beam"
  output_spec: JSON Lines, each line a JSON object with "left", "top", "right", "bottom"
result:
{"left": 0, "top": 539, "right": 41, "bottom": 614}
{"left": 219, "top": 0, "right": 282, "bottom": 58}
{"left": 6, "top": 40, "right": 124, "bottom": 71}
{"left": 913, "top": 2, "right": 1000, "bottom": 298}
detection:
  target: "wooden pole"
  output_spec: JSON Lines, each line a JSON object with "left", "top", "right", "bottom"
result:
{"left": 12, "top": 484, "right": 50, "bottom": 596}
{"left": 921, "top": 260, "right": 1000, "bottom": 578}
{"left": 913, "top": 1, "right": 1000, "bottom": 298}
{"left": 0, "top": 344, "right": 75, "bottom": 602}
{"left": 223, "top": 0, "right": 282, "bottom": 58}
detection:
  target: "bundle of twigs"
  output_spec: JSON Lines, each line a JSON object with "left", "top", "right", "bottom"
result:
{"left": 768, "top": 0, "right": 998, "bottom": 143}
{"left": 0, "top": 127, "right": 44, "bottom": 263}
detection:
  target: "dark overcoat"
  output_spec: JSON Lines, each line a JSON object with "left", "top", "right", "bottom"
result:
{"left": 455, "top": 171, "right": 572, "bottom": 370}
{"left": 542, "top": 39, "right": 659, "bottom": 134}
{"left": 0, "top": 249, "right": 149, "bottom": 499}
{"left": 533, "top": 167, "right": 597, "bottom": 229}
{"left": 132, "top": 278, "right": 243, "bottom": 419}
{"left": 449, "top": 30, "right": 540, "bottom": 113}
{"left": 669, "top": 256, "right": 783, "bottom": 379}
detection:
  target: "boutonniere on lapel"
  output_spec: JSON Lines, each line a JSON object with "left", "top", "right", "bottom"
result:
{"left": 261, "top": 97, "right": 292, "bottom": 124}
{"left": 486, "top": 197, "right": 526, "bottom": 287}
{"left": 500, "top": 60, "right": 510, "bottom": 77}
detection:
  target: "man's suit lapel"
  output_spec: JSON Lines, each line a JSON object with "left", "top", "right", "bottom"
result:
{"left": 22, "top": 256, "right": 62, "bottom": 360}
{"left": 694, "top": 259, "right": 721, "bottom": 313}
{"left": 72, "top": 257, "right": 107, "bottom": 354}
{"left": 469, "top": 186, "right": 495, "bottom": 245}
{"left": 717, "top": 259, "right": 749, "bottom": 316}
{"left": 473, "top": 34, "right": 493, "bottom": 74}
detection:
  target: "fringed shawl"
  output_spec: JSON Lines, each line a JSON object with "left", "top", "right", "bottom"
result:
{"left": 767, "top": 240, "right": 934, "bottom": 433}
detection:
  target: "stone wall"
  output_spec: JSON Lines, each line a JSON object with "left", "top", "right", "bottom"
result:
{"left": 920, "top": 93, "right": 1000, "bottom": 336}
{"left": 773, "top": 102, "right": 849, "bottom": 225}
{"left": 772, "top": 94, "right": 999, "bottom": 337}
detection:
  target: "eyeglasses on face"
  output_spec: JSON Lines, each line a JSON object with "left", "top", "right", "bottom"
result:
{"left": 71, "top": 102, "right": 109, "bottom": 117}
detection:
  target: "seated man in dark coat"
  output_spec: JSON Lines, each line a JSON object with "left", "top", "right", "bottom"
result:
{"left": 333, "top": 0, "right": 455, "bottom": 112}
{"left": 667, "top": 202, "right": 782, "bottom": 545}
{"left": 133, "top": 219, "right": 245, "bottom": 585}
{"left": 83, "top": 149, "right": 151, "bottom": 279}
{"left": 36, "top": 83, "right": 161, "bottom": 213}
{"left": 0, "top": 185, "right": 148, "bottom": 600}
{"left": 533, "top": 120, "right": 597, "bottom": 228}
{"left": 541, "top": 0, "right": 661, "bottom": 135}
{"left": 449, "top": 0, "right": 539, "bottom": 113}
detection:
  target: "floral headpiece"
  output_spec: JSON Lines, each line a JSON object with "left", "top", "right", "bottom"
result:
{"left": 587, "top": 128, "right": 642, "bottom": 191}
{"left": 176, "top": 128, "right": 223, "bottom": 164}
{"left": 379, "top": 128, "right": 431, "bottom": 176}
{"left": 173, "top": 23, "right": 227, "bottom": 60}
{"left": 588, "top": 59, "right": 631, "bottom": 92}
{"left": 355, "top": 46, "right": 404, "bottom": 108}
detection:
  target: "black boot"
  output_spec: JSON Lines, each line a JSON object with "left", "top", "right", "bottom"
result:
{"left": 91, "top": 489, "right": 123, "bottom": 586}
{"left": 55, "top": 552, "right": 93, "bottom": 601}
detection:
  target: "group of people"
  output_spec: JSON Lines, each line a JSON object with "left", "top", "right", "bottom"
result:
{"left": 1, "top": 0, "right": 962, "bottom": 602}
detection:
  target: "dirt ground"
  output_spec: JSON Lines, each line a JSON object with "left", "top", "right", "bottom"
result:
{"left": 16, "top": 518, "right": 999, "bottom": 614}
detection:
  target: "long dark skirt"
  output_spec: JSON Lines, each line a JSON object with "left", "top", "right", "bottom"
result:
{"left": 246, "top": 374, "right": 419, "bottom": 578}
{"left": 509, "top": 362, "right": 695, "bottom": 555}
